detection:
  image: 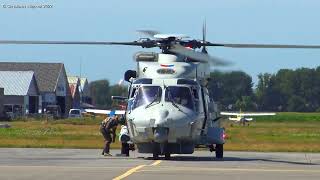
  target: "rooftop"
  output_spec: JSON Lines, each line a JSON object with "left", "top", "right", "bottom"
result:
{"left": 0, "top": 62, "right": 63, "bottom": 93}
{"left": 0, "top": 71, "right": 37, "bottom": 96}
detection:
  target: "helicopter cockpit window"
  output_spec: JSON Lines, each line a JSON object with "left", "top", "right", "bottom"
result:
{"left": 132, "top": 86, "right": 162, "bottom": 109}
{"left": 165, "top": 86, "right": 194, "bottom": 110}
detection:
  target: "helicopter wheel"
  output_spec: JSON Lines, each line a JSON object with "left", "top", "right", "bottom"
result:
{"left": 152, "top": 152, "right": 159, "bottom": 160}
{"left": 152, "top": 142, "right": 159, "bottom": 160}
{"left": 215, "top": 144, "right": 224, "bottom": 159}
{"left": 163, "top": 142, "right": 171, "bottom": 160}
{"left": 164, "top": 152, "right": 171, "bottom": 160}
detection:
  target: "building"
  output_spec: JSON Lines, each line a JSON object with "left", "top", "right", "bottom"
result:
{"left": 67, "top": 76, "right": 93, "bottom": 109}
{"left": 67, "top": 76, "right": 81, "bottom": 109}
{"left": 0, "top": 71, "right": 40, "bottom": 115}
{"left": 80, "top": 77, "right": 91, "bottom": 105}
{"left": 0, "top": 88, "right": 3, "bottom": 118}
{"left": 0, "top": 62, "right": 72, "bottom": 116}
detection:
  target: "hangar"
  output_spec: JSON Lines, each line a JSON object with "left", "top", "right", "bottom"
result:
{"left": 0, "top": 62, "right": 72, "bottom": 116}
{"left": 0, "top": 88, "right": 3, "bottom": 118}
{"left": 67, "top": 76, "right": 81, "bottom": 109}
{"left": 0, "top": 71, "right": 40, "bottom": 116}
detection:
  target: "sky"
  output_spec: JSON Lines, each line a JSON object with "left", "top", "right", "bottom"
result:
{"left": 1, "top": 0, "right": 320, "bottom": 86}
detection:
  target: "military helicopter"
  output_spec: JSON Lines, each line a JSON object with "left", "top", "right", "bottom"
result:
{"left": 1, "top": 23, "right": 320, "bottom": 160}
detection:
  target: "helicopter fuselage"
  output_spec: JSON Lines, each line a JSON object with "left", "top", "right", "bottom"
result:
{"left": 124, "top": 53, "right": 225, "bottom": 155}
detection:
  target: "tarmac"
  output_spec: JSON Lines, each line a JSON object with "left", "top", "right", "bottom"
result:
{"left": 0, "top": 148, "right": 319, "bottom": 180}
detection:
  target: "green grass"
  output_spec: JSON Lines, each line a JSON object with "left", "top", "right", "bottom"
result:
{"left": 222, "top": 112, "right": 320, "bottom": 152}
{"left": 0, "top": 112, "right": 320, "bottom": 152}
{"left": 254, "top": 112, "right": 320, "bottom": 122}
{"left": 0, "top": 118, "right": 122, "bottom": 149}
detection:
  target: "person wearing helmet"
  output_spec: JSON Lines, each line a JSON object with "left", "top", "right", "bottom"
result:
{"left": 100, "top": 111, "right": 119, "bottom": 156}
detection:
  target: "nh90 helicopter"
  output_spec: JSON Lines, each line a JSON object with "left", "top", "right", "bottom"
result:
{"left": 1, "top": 24, "right": 320, "bottom": 159}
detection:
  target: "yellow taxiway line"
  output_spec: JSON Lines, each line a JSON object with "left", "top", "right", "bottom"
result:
{"left": 150, "top": 160, "right": 162, "bottom": 166}
{"left": 113, "top": 165, "right": 146, "bottom": 180}
{"left": 112, "top": 160, "right": 162, "bottom": 180}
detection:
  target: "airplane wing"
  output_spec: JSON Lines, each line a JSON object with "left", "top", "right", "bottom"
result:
{"left": 220, "top": 112, "right": 239, "bottom": 116}
{"left": 239, "top": 113, "right": 276, "bottom": 116}
{"left": 220, "top": 112, "right": 275, "bottom": 116}
{"left": 84, "top": 109, "right": 126, "bottom": 115}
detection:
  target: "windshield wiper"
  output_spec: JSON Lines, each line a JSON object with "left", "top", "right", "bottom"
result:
{"left": 145, "top": 87, "right": 161, "bottom": 109}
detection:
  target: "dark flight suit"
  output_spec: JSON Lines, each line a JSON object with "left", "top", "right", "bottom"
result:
{"left": 100, "top": 117, "right": 118, "bottom": 155}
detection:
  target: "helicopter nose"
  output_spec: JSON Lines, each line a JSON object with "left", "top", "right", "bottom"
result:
{"left": 154, "top": 109, "right": 169, "bottom": 126}
{"left": 153, "top": 109, "right": 169, "bottom": 143}
{"left": 159, "top": 109, "right": 169, "bottom": 119}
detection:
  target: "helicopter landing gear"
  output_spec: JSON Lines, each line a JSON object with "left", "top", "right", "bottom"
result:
{"left": 152, "top": 142, "right": 171, "bottom": 160}
{"left": 152, "top": 151, "right": 159, "bottom": 160}
{"left": 152, "top": 142, "right": 159, "bottom": 160}
{"left": 160, "top": 142, "right": 171, "bottom": 160}
{"left": 164, "top": 152, "right": 171, "bottom": 160}
{"left": 162, "top": 142, "right": 172, "bottom": 160}
{"left": 215, "top": 144, "right": 224, "bottom": 159}
{"left": 208, "top": 144, "right": 214, "bottom": 152}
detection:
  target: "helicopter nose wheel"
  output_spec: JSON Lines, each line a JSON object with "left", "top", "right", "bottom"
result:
{"left": 152, "top": 142, "right": 159, "bottom": 160}
{"left": 163, "top": 142, "right": 171, "bottom": 160}
{"left": 152, "top": 142, "right": 171, "bottom": 160}
{"left": 164, "top": 152, "right": 171, "bottom": 160}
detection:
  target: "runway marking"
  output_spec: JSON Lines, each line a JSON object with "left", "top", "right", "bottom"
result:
{"left": 150, "top": 160, "right": 162, "bottom": 166}
{"left": 112, "top": 165, "right": 146, "bottom": 180}
{"left": 112, "top": 160, "right": 162, "bottom": 180}
{"left": 137, "top": 166, "right": 320, "bottom": 173}
{"left": 0, "top": 165, "right": 130, "bottom": 169}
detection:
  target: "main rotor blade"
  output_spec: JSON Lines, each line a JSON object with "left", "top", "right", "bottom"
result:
{"left": 203, "top": 42, "right": 320, "bottom": 49}
{"left": 169, "top": 44, "right": 231, "bottom": 66}
{"left": 136, "top": 30, "right": 161, "bottom": 38}
{"left": 0, "top": 40, "right": 143, "bottom": 46}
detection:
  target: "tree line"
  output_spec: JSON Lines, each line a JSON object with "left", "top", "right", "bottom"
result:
{"left": 89, "top": 67, "right": 320, "bottom": 112}
{"left": 209, "top": 67, "right": 320, "bottom": 112}
{"left": 89, "top": 80, "right": 127, "bottom": 109}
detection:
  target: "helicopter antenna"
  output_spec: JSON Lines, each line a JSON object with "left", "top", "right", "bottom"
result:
{"left": 202, "top": 19, "right": 208, "bottom": 54}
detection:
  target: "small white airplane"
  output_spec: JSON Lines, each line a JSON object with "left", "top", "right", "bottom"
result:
{"left": 220, "top": 111, "right": 276, "bottom": 126}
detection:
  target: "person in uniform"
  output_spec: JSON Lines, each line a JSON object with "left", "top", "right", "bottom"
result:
{"left": 100, "top": 111, "right": 119, "bottom": 156}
